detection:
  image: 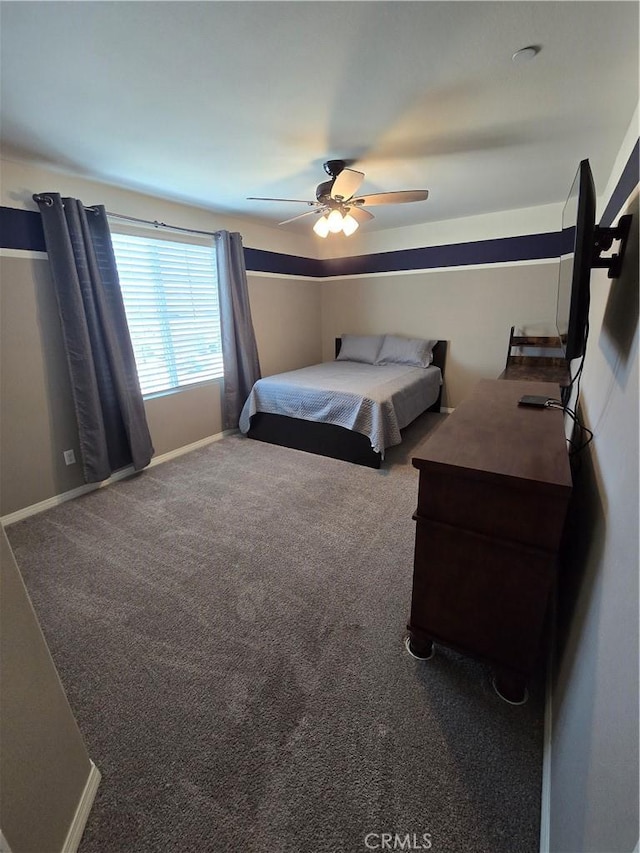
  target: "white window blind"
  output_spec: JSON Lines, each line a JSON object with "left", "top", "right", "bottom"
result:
{"left": 111, "top": 233, "right": 223, "bottom": 396}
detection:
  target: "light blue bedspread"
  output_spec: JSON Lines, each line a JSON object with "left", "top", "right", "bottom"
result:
{"left": 239, "top": 361, "right": 442, "bottom": 455}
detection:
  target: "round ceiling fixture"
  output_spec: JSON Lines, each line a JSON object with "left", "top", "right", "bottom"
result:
{"left": 512, "top": 45, "right": 541, "bottom": 64}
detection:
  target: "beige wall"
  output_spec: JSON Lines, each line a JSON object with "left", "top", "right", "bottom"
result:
{"left": 0, "top": 528, "right": 95, "bottom": 853}
{"left": 321, "top": 261, "right": 559, "bottom": 408}
{"left": 248, "top": 273, "right": 322, "bottom": 377}
{"left": 0, "top": 255, "right": 86, "bottom": 514}
{"left": 143, "top": 382, "right": 224, "bottom": 459}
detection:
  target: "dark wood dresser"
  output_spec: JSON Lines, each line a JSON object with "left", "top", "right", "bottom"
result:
{"left": 408, "top": 379, "right": 572, "bottom": 703}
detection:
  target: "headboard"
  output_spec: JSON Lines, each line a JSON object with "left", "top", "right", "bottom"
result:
{"left": 431, "top": 340, "right": 448, "bottom": 375}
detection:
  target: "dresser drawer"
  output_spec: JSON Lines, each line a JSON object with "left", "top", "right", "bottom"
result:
{"left": 410, "top": 518, "right": 555, "bottom": 674}
{"left": 416, "top": 468, "right": 570, "bottom": 551}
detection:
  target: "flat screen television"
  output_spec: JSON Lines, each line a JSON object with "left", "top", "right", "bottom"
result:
{"left": 556, "top": 159, "right": 597, "bottom": 361}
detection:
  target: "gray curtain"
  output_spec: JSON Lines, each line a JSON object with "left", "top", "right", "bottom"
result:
{"left": 215, "top": 230, "right": 261, "bottom": 430}
{"left": 35, "top": 193, "right": 154, "bottom": 483}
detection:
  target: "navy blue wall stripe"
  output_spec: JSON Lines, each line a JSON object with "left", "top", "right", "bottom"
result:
{"left": 0, "top": 206, "right": 564, "bottom": 273}
{"left": 320, "top": 232, "right": 564, "bottom": 277}
{"left": 0, "top": 207, "right": 46, "bottom": 252}
{"left": 2, "top": 141, "right": 636, "bottom": 272}
{"left": 242, "top": 247, "right": 323, "bottom": 278}
{"left": 600, "top": 138, "right": 639, "bottom": 227}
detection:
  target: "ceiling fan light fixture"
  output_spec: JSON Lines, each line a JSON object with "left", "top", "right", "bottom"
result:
{"left": 313, "top": 215, "right": 330, "bottom": 238}
{"left": 327, "top": 209, "right": 344, "bottom": 233}
{"left": 341, "top": 213, "right": 359, "bottom": 236}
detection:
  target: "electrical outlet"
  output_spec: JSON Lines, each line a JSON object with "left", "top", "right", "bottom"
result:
{"left": 63, "top": 449, "right": 76, "bottom": 466}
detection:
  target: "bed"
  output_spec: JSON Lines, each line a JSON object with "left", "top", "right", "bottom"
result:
{"left": 239, "top": 335, "right": 447, "bottom": 469}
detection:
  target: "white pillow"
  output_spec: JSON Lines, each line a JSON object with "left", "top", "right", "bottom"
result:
{"left": 375, "top": 335, "right": 437, "bottom": 368}
{"left": 336, "top": 334, "right": 384, "bottom": 364}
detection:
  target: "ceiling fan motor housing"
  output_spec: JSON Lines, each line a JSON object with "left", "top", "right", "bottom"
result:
{"left": 323, "top": 159, "right": 346, "bottom": 177}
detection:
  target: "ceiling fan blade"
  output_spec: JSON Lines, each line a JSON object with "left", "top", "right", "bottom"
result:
{"left": 352, "top": 190, "right": 429, "bottom": 206}
{"left": 330, "top": 169, "right": 365, "bottom": 202}
{"left": 247, "top": 197, "right": 318, "bottom": 205}
{"left": 347, "top": 206, "right": 375, "bottom": 223}
{"left": 278, "top": 208, "right": 325, "bottom": 226}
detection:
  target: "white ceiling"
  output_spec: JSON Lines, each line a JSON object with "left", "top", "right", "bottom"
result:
{"left": 1, "top": 1, "right": 638, "bottom": 233}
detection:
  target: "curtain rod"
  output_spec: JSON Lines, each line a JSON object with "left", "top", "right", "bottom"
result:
{"left": 105, "top": 211, "right": 219, "bottom": 238}
{"left": 32, "top": 194, "right": 219, "bottom": 238}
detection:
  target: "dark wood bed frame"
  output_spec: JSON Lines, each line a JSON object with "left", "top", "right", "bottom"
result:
{"left": 246, "top": 339, "right": 448, "bottom": 469}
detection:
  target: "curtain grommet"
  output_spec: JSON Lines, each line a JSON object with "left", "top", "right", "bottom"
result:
{"left": 33, "top": 193, "right": 54, "bottom": 207}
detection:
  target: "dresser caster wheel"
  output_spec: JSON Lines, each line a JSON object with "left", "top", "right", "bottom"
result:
{"left": 492, "top": 673, "right": 528, "bottom": 705}
{"left": 404, "top": 634, "right": 435, "bottom": 660}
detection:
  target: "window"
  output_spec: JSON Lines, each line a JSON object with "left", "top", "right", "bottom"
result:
{"left": 111, "top": 233, "right": 223, "bottom": 396}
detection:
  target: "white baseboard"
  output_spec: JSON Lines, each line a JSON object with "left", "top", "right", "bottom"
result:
{"left": 539, "top": 658, "right": 553, "bottom": 852}
{"left": 147, "top": 429, "right": 237, "bottom": 468}
{"left": 539, "top": 590, "right": 557, "bottom": 853}
{"left": 62, "top": 760, "right": 101, "bottom": 853}
{"left": 440, "top": 406, "right": 455, "bottom": 414}
{"left": 1, "top": 429, "right": 236, "bottom": 527}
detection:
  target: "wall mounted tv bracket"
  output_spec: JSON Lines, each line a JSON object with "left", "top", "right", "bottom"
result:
{"left": 591, "top": 215, "right": 633, "bottom": 278}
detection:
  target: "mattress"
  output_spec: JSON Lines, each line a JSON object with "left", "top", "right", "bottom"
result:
{"left": 239, "top": 360, "right": 442, "bottom": 456}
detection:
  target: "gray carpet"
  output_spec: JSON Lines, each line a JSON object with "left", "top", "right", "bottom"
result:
{"left": 7, "top": 413, "right": 545, "bottom": 853}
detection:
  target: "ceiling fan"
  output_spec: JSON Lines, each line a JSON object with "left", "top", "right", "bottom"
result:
{"left": 248, "top": 160, "right": 429, "bottom": 237}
